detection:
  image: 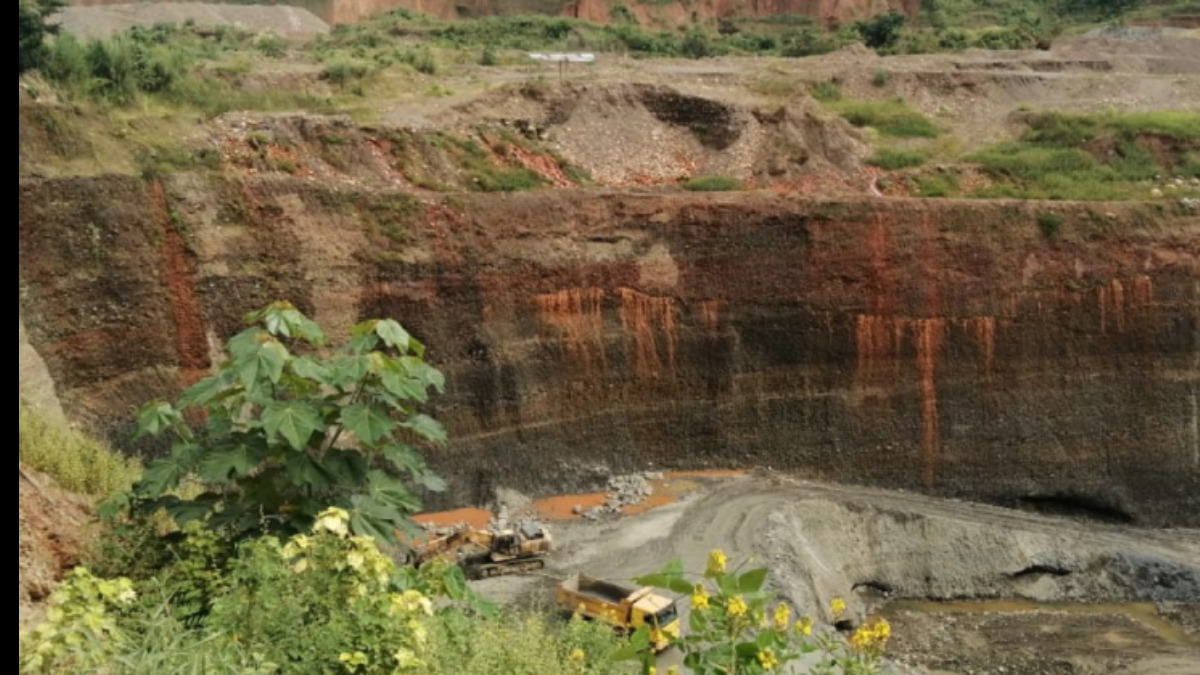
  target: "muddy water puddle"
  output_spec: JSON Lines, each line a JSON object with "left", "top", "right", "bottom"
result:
{"left": 883, "top": 599, "right": 1198, "bottom": 647}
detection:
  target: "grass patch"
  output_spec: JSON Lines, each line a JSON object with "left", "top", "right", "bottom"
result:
{"left": 828, "top": 99, "right": 940, "bottom": 138}
{"left": 1024, "top": 110, "right": 1200, "bottom": 145}
{"left": 913, "top": 173, "right": 960, "bottom": 197}
{"left": 968, "top": 109, "right": 1200, "bottom": 200}
{"left": 810, "top": 81, "right": 842, "bottom": 102}
{"left": 1183, "top": 152, "right": 1200, "bottom": 179}
{"left": 19, "top": 403, "right": 140, "bottom": 498}
{"left": 1037, "top": 213, "right": 1064, "bottom": 240}
{"left": 682, "top": 175, "right": 742, "bottom": 192}
{"left": 868, "top": 148, "right": 928, "bottom": 169}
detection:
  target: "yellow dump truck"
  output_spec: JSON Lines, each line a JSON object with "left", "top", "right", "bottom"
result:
{"left": 555, "top": 575, "right": 681, "bottom": 652}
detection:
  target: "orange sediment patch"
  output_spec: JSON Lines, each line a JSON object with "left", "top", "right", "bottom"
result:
{"left": 413, "top": 508, "right": 494, "bottom": 531}
{"left": 534, "top": 493, "right": 609, "bottom": 521}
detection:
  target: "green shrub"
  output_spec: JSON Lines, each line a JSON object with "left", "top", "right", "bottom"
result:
{"left": 1037, "top": 213, "right": 1064, "bottom": 239}
{"left": 426, "top": 613, "right": 636, "bottom": 675}
{"left": 256, "top": 34, "right": 287, "bottom": 58}
{"left": 682, "top": 175, "right": 743, "bottom": 192}
{"left": 856, "top": 11, "right": 906, "bottom": 50}
{"left": 1183, "top": 152, "right": 1200, "bottom": 178}
{"left": 969, "top": 143, "right": 1099, "bottom": 180}
{"left": 872, "top": 70, "right": 891, "bottom": 88}
{"left": 20, "top": 568, "right": 136, "bottom": 673}
{"left": 829, "top": 99, "right": 941, "bottom": 138}
{"left": 323, "top": 57, "right": 371, "bottom": 85}
{"left": 479, "top": 46, "right": 498, "bottom": 67}
{"left": 19, "top": 0, "right": 64, "bottom": 74}
{"left": 913, "top": 173, "right": 960, "bottom": 197}
{"left": 810, "top": 81, "right": 842, "bottom": 102}
{"left": 19, "top": 404, "right": 140, "bottom": 498}
{"left": 474, "top": 168, "right": 546, "bottom": 192}
{"left": 868, "top": 148, "right": 927, "bottom": 169}
{"left": 121, "top": 302, "right": 448, "bottom": 545}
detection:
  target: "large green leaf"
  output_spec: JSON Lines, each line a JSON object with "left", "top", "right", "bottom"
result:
{"left": 285, "top": 452, "right": 333, "bottom": 488}
{"left": 198, "top": 443, "right": 264, "bottom": 483}
{"left": 331, "top": 354, "right": 372, "bottom": 386}
{"left": 341, "top": 404, "right": 397, "bottom": 445}
{"left": 739, "top": 568, "right": 769, "bottom": 594}
{"left": 417, "top": 470, "right": 447, "bottom": 493}
{"left": 404, "top": 414, "right": 448, "bottom": 444}
{"left": 381, "top": 371, "right": 428, "bottom": 404}
{"left": 135, "top": 402, "right": 184, "bottom": 438}
{"left": 228, "top": 328, "right": 266, "bottom": 361}
{"left": 235, "top": 338, "right": 289, "bottom": 389}
{"left": 401, "top": 357, "right": 444, "bottom": 392}
{"left": 137, "top": 449, "right": 193, "bottom": 496}
{"left": 263, "top": 401, "right": 324, "bottom": 451}
{"left": 322, "top": 449, "right": 370, "bottom": 487}
{"left": 177, "top": 373, "right": 234, "bottom": 409}
{"left": 256, "top": 303, "right": 327, "bottom": 345}
{"left": 374, "top": 319, "right": 412, "bottom": 352}
{"left": 366, "top": 470, "right": 422, "bottom": 513}
{"left": 290, "top": 356, "right": 334, "bottom": 386}
{"left": 381, "top": 444, "right": 426, "bottom": 473}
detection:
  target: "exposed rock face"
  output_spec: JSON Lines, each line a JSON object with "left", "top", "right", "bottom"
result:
{"left": 18, "top": 176, "right": 1200, "bottom": 526}
{"left": 20, "top": 314, "right": 66, "bottom": 424}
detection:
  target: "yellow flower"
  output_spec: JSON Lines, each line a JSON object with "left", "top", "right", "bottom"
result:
{"left": 850, "top": 618, "right": 892, "bottom": 654}
{"left": 347, "top": 552, "right": 366, "bottom": 571}
{"left": 831, "top": 598, "right": 847, "bottom": 618}
{"left": 774, "top": 603, "right": 791, "bottom": 632}
{"left": 648, "top": 667, "right": 657, "bottom": 675}
{"left": 394, "top": 648, "right": 423, "bottom": 669}
{"left": 339, "top": 652, "right": 369, "bottom": 669}
{"left": 706, "top": 550, "right": 729, "bottom": 577}
{"left": 315, "top": 508, "right": 351, "bottom": 536}
{"left": 727, "top": 595, "right": 749, "bottom": 619}
{"left": 570, "top": 649, "right": 586, "bottom": 663}
{"left": 691, "top": 584, "right": 710, "bottom": 611}
{"left": 667, "top": 669, "right": 680, "bottom": 675}
{"left": 758, "top": 648, "right": 779, "bottom": 671}
{"left": 796, "top": 616, "right": 814, "bottom": 637}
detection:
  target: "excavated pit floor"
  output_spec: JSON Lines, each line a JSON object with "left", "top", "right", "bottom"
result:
{"left": 459, "top": 474, "right": 1200, "bottom": 675}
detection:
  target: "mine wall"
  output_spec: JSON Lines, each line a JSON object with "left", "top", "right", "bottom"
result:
{"left": 18, "top": 175, "right": 1200, "bottom": 525}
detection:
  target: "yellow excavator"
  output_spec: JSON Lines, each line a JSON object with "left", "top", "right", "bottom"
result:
{"left": 409, "top": 521, "right": 552, "bottom": 580}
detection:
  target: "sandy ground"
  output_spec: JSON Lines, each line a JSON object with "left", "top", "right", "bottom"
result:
{"left": 470, "top": 474, "right": 1200, "bottom": 675}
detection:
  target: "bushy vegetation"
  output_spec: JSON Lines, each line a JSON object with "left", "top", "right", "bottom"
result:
{"left": 26, "top": 22, "right": 337, "bottom": 115}
{"left": 968, "top": 110, "right": 1200, "bottom": 200}
{"left": 827, "top": 99, "right": 941, "bottom": 139}
{"left": 19, "top": 0, "right": 64, "bottom": 74}
{"left": 117, "top": 302, "right": 448, "bottom": 544}
{"left": 19, "top": 403, "right": 140, "bottom": 498}
{"left": 682, "top": 175, "right": 743, "bottom": 192}
{"left": 869, "top": 148, "right": 929, "bottom": 169}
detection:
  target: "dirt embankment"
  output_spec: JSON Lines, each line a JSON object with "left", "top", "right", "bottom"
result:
{"left": 69, "top": 0, "right": 918, "bottom": 27}
{"left": 19, "top": 466, "right": 92, "bottom": 627}
{"left": 18, "top": 172, "right": 1200, "bottom": 527}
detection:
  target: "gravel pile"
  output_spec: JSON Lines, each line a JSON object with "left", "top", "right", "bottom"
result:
{"left": 579, "top": 472, "right": 661, "bottom": 521}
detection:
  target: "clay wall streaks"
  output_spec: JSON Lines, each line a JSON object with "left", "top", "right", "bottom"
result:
{"left": 534, "top": 288, "right": 607, "bottom": 375}
{"left": 149, "top": 180, "right": 210, "bottom": 386}
{"left": 618, "top": 288, "right": 678, "bottom": 379}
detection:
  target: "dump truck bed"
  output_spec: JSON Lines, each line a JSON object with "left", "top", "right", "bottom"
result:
{"left": 559, "top": 575, "right": 640, "bottom": 604}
